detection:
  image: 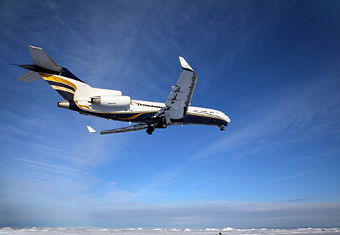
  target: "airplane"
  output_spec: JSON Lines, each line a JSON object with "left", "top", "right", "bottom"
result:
{"left": 16, "top": 46, "right": 231, "bottom": 135}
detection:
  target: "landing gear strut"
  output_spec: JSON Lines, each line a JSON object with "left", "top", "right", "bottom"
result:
{"left": 219, "top": 125, "right": 226, "bottom": 131}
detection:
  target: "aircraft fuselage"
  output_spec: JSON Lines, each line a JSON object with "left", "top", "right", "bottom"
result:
{"left": 67, "top": 99, "right": 230, "bottom": 128}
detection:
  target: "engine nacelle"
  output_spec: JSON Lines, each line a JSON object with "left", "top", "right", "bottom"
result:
{"left": 90, "top": 95, "right": 131, "bottom": 109}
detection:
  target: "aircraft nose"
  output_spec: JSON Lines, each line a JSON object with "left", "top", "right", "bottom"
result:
{"left": 219, "top": 112, "right": 230, "bottom": 125}
{"left": 225, "top": 115, "right": 231, "bottom": 124}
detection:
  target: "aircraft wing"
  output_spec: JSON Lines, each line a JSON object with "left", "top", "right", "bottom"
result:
{"left": 87, "top": 124, "right": 149, "bottom": 135}
{"left": 154, "top": 57, "right": 198, "bottom": 121}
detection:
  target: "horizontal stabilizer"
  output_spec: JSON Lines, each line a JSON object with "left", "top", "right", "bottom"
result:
{"left": 17, "top": 70, "right": 42, "bottom": 82}
{"left": 28, "top": 45, "right": 62, "bottom": 72}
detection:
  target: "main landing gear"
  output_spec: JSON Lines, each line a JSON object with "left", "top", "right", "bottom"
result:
{"left": 146, "top": 125, "right": 155, "bottom": 135}
{"left": 146, "top": 122, "right": 168, "bottom": 135}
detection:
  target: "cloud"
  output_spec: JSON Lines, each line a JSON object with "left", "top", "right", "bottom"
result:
{"left": 191, "top": 74, "right": 340, "bottom": 161}
{"left": 282, "top": 198, "right": 308, "bottom": 203}
{"left": 267, "top": 172, "right": 307, "bottom": 183}
{"left": 1, "top": 199, "right": 339, "bottom": 228}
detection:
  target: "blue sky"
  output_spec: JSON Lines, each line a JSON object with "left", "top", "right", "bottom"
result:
{"left": 1, "top": 0, "right": 340, "bottom": 229}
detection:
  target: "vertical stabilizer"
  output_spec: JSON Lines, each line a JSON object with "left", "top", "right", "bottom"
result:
{"left": 28, "top": 45, "right": 62, "bottom": 72}
{"left": 17, "top": 46, "right": 78, "bottom": 101}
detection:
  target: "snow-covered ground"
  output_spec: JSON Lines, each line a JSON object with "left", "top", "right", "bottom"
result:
{"left": 0, "top": 227, "right": 339, "bottom": 235}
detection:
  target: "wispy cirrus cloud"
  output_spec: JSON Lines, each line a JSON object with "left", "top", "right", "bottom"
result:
{"left": 191, "top": 73, "right": 340, "bottom": 161}
{"left": 267, "top": 172, "right": 307, "bottom": 183}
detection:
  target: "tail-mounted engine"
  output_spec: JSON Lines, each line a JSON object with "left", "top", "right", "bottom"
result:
{"left": 90, "top": 95, "right": 131, "bottom": 109}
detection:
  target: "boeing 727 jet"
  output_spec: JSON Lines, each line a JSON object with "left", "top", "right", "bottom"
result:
{"left": 17, "top": 46, "right": 230, "bottom": 135}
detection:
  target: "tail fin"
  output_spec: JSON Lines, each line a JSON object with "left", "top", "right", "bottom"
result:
{"left": 28, "top": 45, "right": 62, "bottom": 73}
{"left": 17, "top": 46, "right": 86, "bottom": 101}
{"left": 17, "top": 46, "right": 63, "bottom": 83}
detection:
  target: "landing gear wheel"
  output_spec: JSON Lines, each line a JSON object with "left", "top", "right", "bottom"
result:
{"left": 146, "top": 126, "right": 155, "bottom": 135}
{"left": 219, "top": 125, "right": 226, "bottom": 131}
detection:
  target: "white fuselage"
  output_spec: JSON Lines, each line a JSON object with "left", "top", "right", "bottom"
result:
{"left": 129, "top": 99, "right": 231, "bottom": 126}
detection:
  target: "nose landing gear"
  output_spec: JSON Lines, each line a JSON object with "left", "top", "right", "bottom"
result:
{"left": 219, "top": 125, "right": 226, "bottom": 131}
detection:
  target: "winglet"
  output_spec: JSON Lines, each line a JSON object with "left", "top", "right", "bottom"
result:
{"left": 179, "top": 57, "right": 194, "bottom": 72}
{"left": 87, "top": 126, "right": 97, "bottom": 133}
